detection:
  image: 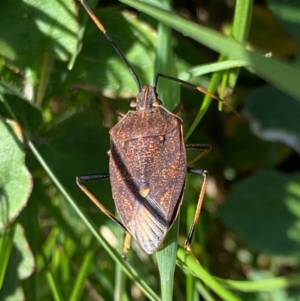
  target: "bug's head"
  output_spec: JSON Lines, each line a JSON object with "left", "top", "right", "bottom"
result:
{"left": 130, "top": 86, "right": 162, "bottom": 111}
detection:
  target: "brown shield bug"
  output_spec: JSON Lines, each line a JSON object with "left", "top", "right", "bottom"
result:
{"left": 76, "top": 0, "right": 234, "bottom": 256}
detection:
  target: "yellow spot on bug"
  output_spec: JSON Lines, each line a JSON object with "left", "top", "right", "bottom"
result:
{"left": 139, "top": 188, "right": 150, "bottom": 197}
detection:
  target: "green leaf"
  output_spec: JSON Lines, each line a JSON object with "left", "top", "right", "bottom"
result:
{"left": 0, "top": 118, "right": 33, "bottom": 229}
{"left": 244, "top": 86, "right": 300, "bottom": 155}
{"left": 0, "top": 0, "right": 79, "bottom": 71}
{"left": 223, "top": 117, "right": 288, "bottom": 172}
{"left": 220, "top": 170, "right": 300, "bottom": 256}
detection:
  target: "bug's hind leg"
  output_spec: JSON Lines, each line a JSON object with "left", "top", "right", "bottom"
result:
{"left": 184, "top": 168, "right": 208, "bottom": 254}
{"left": 183, "top": 143, "right": 210, "bottom": 259}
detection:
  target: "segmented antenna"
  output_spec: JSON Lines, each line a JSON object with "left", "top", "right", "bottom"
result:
{"left": 79, "top": 0, "right": 142, "bottom": 92}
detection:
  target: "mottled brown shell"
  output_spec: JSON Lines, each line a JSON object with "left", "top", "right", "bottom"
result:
{"left": 109, "top": 91, "right": 186, "bottom": 254}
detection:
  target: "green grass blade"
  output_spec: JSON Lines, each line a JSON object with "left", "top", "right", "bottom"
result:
{"left": 178, "top": 59, "right": 250, "bottom": 81}
{"left": 177, "top": 248, "right": 242, "bottom": 301}
{"left": 0, "top": 224, "right": 16, "bottom": 289}
{"left": 231, "top": 0, "right": 253, "bottom": 43}
{"left": 216, "top": 274, "right": 300, "bottom": 291}
{"left": 69, "top": 248, "right": 94, "bottom": 301}
{"left": 41, "top": 250, "right": 66, "bottom": 301}
{"left": 227, "top": 0, "right": 253, "bottom": 90}
{"left": 195, "top": 281, "right": 217, "bottom": 301}
{"left": 156, "top": 221, "right": 179, "bottom": 301}
{"left": 114, "top": 225, "right": 127, "bottom": 301}
{"left": 35, "top": 52, "right": 54, "bottom": 106}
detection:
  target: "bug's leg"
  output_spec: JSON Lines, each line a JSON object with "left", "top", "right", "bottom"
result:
{"left": 172, "top": 103, "right": 184, "bottom": 115}
{"left": 183, "top": 145, "right": 211, "bottom": 256}
{"left": 186, "top": 144, "right": 211, "bottom": 166}
{"left": 116, "top": 110, "right": 127, "bottom": 118}
{"left": 184, "top": 167, "right": 209, "bottom": 254}
{"left": 76, "top": 173, "right": 131, "bottom": 258}
{"left": 154, "top": 72, "right": 217, "bottom": 99}
{"left": 153, "top": 73, "right": 239, "bottom": 115}
{"left": 122, "top": 233, "right": 132, "bottom": 259}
